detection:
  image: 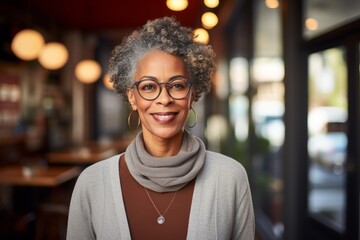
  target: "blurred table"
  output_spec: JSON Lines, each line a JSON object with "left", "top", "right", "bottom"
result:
{"left": 0, "top": 165, "right": 81, "bottom": 239}
{"left": 47, "top": 147, "right": 117, "bottom": 165}
{"left": 46, "top": 137, "right": 132, "bottom": 165}
{"left": 0, "top": 165, "right": 81, "bottom": 187}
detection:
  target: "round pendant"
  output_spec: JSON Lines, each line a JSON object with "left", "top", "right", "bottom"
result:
{"left": 157, "top": 216, "right": 165, "bottom": 224}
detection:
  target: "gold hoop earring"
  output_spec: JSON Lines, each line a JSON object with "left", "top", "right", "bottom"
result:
{"left": 186, "top": 107, "right": 197, "bottom": 128}
{"left": 128, "top": 109, "right": 141, "bottom": 130}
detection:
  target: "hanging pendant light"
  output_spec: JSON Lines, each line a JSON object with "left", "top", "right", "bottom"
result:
{"left": 11, "top": 29, "right": 45, "bottom": 61}
{"left": 75, "top": 60, "right": 102, "bottom": 84}
{"left": 38, "top": 42, "right": 69, "bottom": 70}
{"left": 305, "top": 18, "right": 319, "bottom": 31}
{"left": 166, "top": 0, "right": 188, "bottom": 11}
{"left": 194, "top": 28, "right": 209, "bottom": 44}
{"left": 265, "top": 0, "right": 279, "bottom": 9}
{"left": 201, "top": 12, "right": 219, "bottom": 29}
{"left": 204, "top": 0, "right": 219, "bottom": 8}
{"left": 103, "top": 73, "right": 114, "bottom": 90}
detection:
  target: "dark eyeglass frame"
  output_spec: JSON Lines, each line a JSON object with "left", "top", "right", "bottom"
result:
{"left": 130, "top": 78, "right": 192, "bottom": 101}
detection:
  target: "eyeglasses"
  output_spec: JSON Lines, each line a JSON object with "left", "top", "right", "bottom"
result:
{"left": 131, "top": 78, "right": 192, "bottom": 101}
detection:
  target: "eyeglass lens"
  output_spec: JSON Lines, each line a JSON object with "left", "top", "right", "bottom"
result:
{"left": 135, "top": 79, "right": 190, "bottom": 100}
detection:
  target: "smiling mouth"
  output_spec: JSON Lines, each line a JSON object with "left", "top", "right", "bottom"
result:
{"left": 152, "top": 113, "right": 177, "bottom": 122}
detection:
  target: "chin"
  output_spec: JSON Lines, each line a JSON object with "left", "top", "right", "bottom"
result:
{"left": 147, "top": 126, "right": 185, "bottom": 140}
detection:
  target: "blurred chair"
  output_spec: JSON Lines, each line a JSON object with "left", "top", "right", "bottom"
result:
{"left": 36, "top": 203, "right": 68, "bottom": 240}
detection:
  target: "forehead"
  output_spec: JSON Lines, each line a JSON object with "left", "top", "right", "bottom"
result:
{"left": 135, "top": 51, "right": 188, "bottom": 78}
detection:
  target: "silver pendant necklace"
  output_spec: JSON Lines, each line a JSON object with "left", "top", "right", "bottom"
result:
{"left": 144, "top": 188, "right": 177, "bottom": 224}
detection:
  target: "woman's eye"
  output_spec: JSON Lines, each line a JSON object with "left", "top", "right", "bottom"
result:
{"left": 173, "top": 83, "right": 184, "bottom": 89}
{"left": 170, "top": 81, "right": 187, "bottom": 90}
{"left": 140, "top": 82, "right": 157, "bottom": 91}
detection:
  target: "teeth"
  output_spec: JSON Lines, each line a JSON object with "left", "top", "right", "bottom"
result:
{"left": 154, "top": 114, "right": 174, "bottom": 116}
{"left": 153, "top": 114, "right": 175, "bottom": 121}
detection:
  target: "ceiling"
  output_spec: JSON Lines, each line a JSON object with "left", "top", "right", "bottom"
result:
{"left": 4, "top": 0, "right": 205, "bottom": 32}
{"left": 0, "top": 0, "right": 224, "bottom": 62}
{"left": 4, "top": 0, "right": 358, "bottom": 61}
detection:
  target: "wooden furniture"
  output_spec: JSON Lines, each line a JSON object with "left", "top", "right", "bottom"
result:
{"left": 46, "top": 137, "right": 132, "bottom": 165}
{"left": 0, "top": 165, "right": 81, "bottom": 187}
{"left": 0, "top": 164, "right": 81, "bottom": 239}
{"left": 47, "top": 147, "right": 117, "bottom": 165}
{"left": 0, "top": 135, "right": 26, "bottom": 167}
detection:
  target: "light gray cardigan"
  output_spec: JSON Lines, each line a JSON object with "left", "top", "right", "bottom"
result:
{"left": 67, "top": 151, "right": 255, "bottom": 240}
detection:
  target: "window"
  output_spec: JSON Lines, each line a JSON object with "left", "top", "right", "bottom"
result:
{"left": 308, "top": 47, "right": 348, "bottom": 231}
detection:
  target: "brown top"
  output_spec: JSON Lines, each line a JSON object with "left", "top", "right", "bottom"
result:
{"left": 119, "top": 155, "right": 195, "bottom": 240}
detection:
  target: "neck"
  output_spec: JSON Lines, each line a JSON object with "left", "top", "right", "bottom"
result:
{"left": 142, "top": 131, "right": 185, "bottom": 157}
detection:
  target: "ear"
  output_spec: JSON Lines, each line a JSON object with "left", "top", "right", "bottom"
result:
{"left": 190, "top": 89, "right": 196, "bottom": 104}
{"left": 127, "top": 88, "right": 137, "bottom": 110}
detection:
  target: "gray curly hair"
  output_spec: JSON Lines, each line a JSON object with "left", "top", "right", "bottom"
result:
{"left": 108, "top": 16, "right": 216, "bottom": 102}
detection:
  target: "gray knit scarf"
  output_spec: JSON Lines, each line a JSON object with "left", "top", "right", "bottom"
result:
{"left": 124, "top": 130, "right": 206, "bottom": 193}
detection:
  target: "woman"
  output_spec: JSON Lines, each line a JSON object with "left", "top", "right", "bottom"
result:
{"left": 67, "top": 17, "right": 254, "bottom": 240}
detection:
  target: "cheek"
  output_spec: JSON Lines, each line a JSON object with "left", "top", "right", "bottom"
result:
{"left": 135, "top": 96, "right": 151, "bottom": 113}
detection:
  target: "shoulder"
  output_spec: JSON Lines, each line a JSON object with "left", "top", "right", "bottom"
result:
{"left": 82, "top": 154, "right": 120, "bottom": 173}
{"left": 205, "top": 151, "right": 247, "bottom": 177}
{"left": 74, "top": 155, "right": 120, "bottom": 190}
{"left": 203, "top": 151, "right": 250, "bottom": 193}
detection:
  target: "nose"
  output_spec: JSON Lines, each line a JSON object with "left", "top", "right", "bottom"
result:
{"left": 156, "top": 85, "right": 173, "bottom": 105}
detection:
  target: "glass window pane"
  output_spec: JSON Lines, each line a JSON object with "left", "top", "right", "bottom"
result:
{"left": 229, "top": 57, "right": 249, "bottom": 94}
{"left": 251, "top": 83, "right": 285, "bottom": 236}
{"left": 304, "top": 0, "right": 360, "bottom": 39}
{"left": 308, "top": 47, "right": 348, "bottom": 230}
{"left": 229, "top": 94, "right": 249, "bottom": 141}
{"left": 251, "top": 1, "right": 284, "bottom": 238}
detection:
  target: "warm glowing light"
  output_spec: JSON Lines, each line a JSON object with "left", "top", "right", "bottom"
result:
{"left": 306, "top": 18, "right": 319, "bottom": 30}
{"left": 166, "top": 0, "right": 188, "bottom": 11}
{"left": 194, "top": 28, "right": 209, "bottom": 44}
{"left": 38, "top": 42, "right": 69, "bottom": 70}
{"left": 265, "top": 0, "right": 279, "bottom": 8}
{"left": 11, "top": 29, "right": 45, "bottom": 61}
{"left": 103, "top": 73, "right": 114, "bottom": 90}
{"left": 204, "top": 0, "right": 219, "bottom": 8}
{"left": 201, "top": 12, "right": 219, "bottom": 29}
{"left": 75, "top": 60, "right": 102, "bottom": 84}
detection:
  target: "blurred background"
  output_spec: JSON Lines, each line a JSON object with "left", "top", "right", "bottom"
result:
{"left": 0, "top": 0, "right": 359, "bottom": 239}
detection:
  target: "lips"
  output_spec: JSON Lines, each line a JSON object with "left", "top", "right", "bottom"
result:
{"left": 152, "top": 112, "right": 177, "bottom": 123}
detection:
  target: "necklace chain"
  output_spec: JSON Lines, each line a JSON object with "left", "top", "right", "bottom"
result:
{"left": 144, "top": 188, "right": 177, "bottom": 224}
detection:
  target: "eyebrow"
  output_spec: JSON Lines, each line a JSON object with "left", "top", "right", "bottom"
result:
{"left": 138, "top": 76, "right": 156, "bottom": 81}
{"left": 138, "top": 75, "right": 187, "bottom": 82}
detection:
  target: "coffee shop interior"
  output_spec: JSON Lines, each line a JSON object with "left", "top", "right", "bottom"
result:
{"left": 0, "top": 0, "right": 360, "bottom": 239}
